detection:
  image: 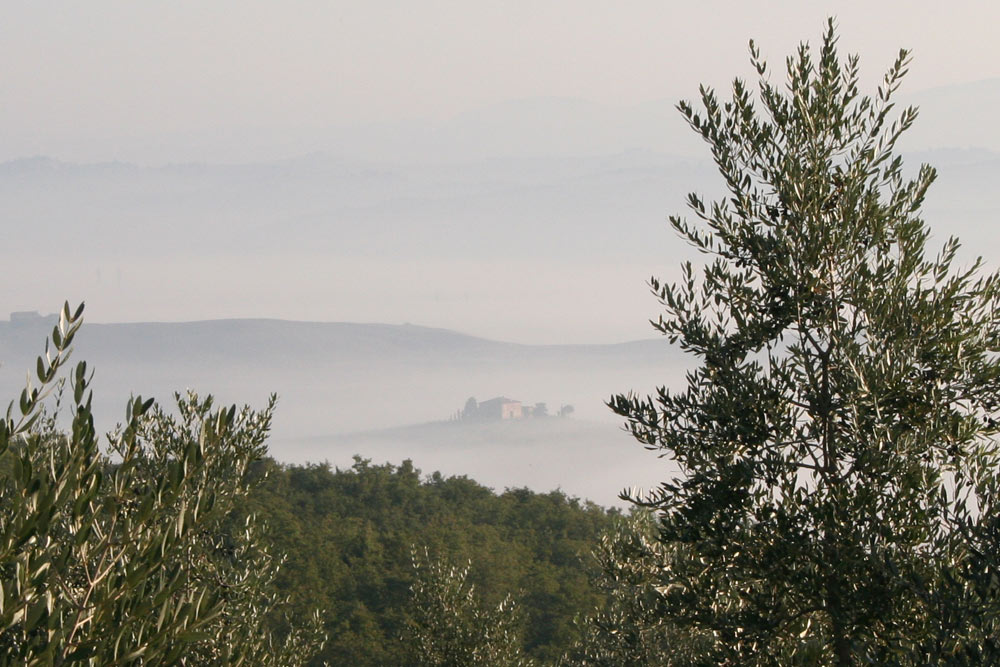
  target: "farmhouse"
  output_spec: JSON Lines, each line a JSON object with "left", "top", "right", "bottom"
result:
{"left": 476, "top": 397, "right": 522, "bottom": 420}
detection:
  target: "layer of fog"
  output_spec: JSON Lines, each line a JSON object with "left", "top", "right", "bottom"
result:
{"left": 3, "top": 80, "right": 999, "bottom": 505}
{"left": 2, "top": 136, "right": 996, "bottom": 345}
{"left": 0, "top": 317, "right": 688, "bottom": 506}
{"left": 284, "top": 419, "right": 678, "bottom": 509}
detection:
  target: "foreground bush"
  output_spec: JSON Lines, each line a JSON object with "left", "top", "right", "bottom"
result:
{"left": 0, "top": 303, "right": 324, "bottom": 665}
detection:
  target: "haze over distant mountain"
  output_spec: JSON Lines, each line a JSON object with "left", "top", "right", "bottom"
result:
{"left": 5, "top": 77, "right": 1000, "bottom": 504}
{"left": 0, "top": 314, "right": 687, "bottom": 505}
{"left": 98, "top": 78, "right": 1000, "bottom": 164}
{"left": 0, "top": 147, "right": 714, "bottom": 343}
{"left": 325, "top": 79, "right": 1000, "bottom": 163}
{"left": 3, "top": 118, "right": 996, "bottom": 344}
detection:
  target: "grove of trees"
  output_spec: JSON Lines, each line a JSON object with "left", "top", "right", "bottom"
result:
{"left": 245, "top": 458, "right": 617, "bottom": 665}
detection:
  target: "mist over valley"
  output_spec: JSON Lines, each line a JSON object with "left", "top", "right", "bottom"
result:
{"left": 0, "top": 314, "right": 686, "bottom": 506}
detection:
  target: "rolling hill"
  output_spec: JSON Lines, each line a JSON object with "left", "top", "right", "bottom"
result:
{"left": 0, "top": 315, "right": 686, "bottom": 505}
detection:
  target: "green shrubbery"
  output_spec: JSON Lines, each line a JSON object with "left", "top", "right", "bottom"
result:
{"left": 245, "top": 458, "right": 617, "bottom": 665}
{"left": 0, "top": 304, "right": 324, "bottom": 665}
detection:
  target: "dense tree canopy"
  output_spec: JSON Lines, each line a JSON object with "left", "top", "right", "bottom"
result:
{"left": 610, "top": 20, "right": 1000, "bottom": 664}
{"left": 244, "top": 457, "right": 618, "bottom": 665}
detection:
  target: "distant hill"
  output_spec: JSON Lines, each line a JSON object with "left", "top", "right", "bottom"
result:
{"left": 0, "top": 150, "right": 710, "bottom": 264}
{"left": 2, "top": 142, "right": 995, "bottom": 343}
{"left": 0, "top": 316, "right": 685, "bottom": 504}
{"left": 1, "top": 146, "right": 991, "bottom": 267}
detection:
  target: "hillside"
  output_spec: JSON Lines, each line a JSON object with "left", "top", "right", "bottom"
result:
{"left": 0, "top": 315, "right": 684, "bottom": 505}
{"left": 3, "top": 145, "right": 995, "bottom": 342}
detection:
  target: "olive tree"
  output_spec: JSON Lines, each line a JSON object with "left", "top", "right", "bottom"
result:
{"left": 406, "top": 547, "right": 532, "bottom": 667}
{"left": 564, "top": 512, "right": 713, "bottom": 667}
{"left": 609, "top": 21, "right": 1000, "bottom": 664}
{"left": 0, "top": 303, "right": 325, "bottom": 665}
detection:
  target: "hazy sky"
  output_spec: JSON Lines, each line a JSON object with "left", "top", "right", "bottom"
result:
{"left": 4, "top": 2, "right": 1000, "bottom": 344}
{"left": 4, "top": 1, "right": 999, "bottom": 164}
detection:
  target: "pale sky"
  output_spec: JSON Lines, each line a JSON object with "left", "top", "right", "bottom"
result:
{"left": 3, "top": 1, "right": 999, "bottom": 164}
{"left": 3, "top": 2, "right": 1000, "bottom": 344}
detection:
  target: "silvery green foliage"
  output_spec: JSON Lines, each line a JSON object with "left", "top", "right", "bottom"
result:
{"left": 407, "top": 548, "right": 533, "bottom": 667}
{"left": 564, "top": 512, "right": 715, "bottom": 667}
{"left": 0, "top": 304, "right": 325, "bottom": 665}
{"left": 609, "top": 20, "right": 1000, "bottom": 665}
